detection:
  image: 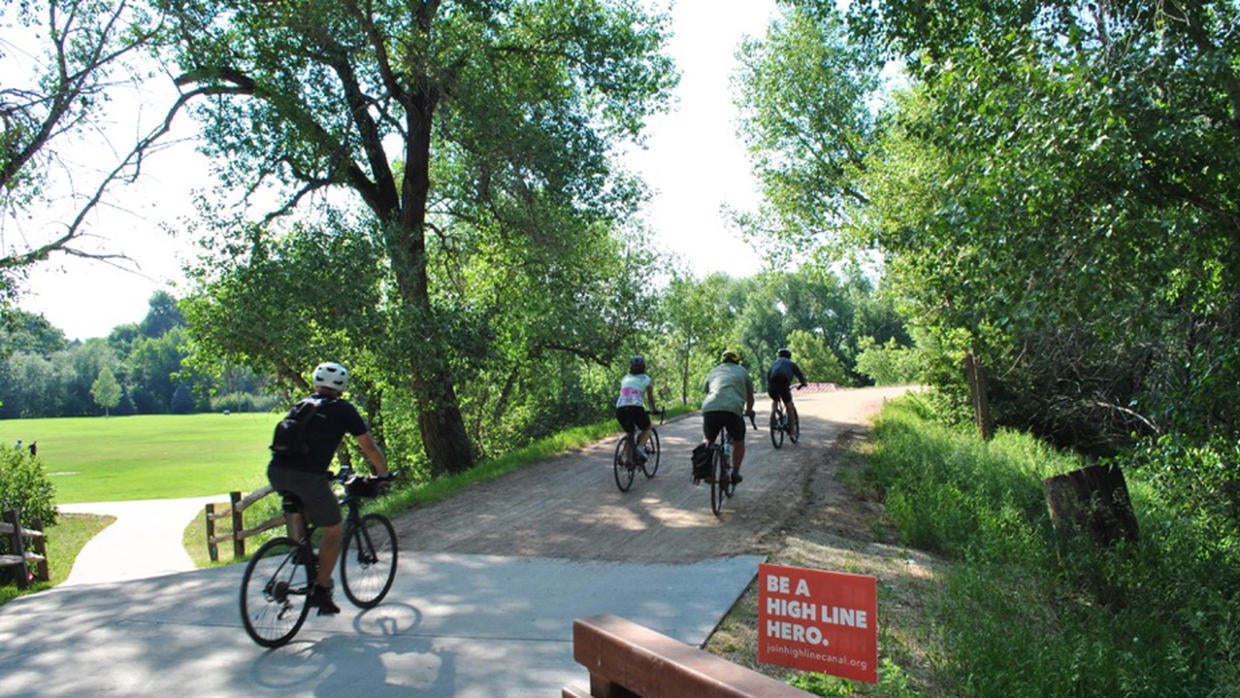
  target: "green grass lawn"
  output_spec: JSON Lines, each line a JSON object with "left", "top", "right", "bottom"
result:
{"left": 0, "top": 412, "right": 276, "bottom": 503}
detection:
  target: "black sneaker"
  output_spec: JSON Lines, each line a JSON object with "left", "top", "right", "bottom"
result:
{"left": 308, "top": 584, "right": 340, "bottom": 616}
{"left": 730, "top": 472, "right": 743, "bottom": 485}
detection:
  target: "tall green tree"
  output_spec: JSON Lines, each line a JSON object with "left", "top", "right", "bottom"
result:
{"left": 733, "top": 2, "right": 882, "bottom": 263}
{"left": 847, "top": 0, "right": 1240, "bottom": 447}
{"left": 90, "top": 366, "right": 122, "bottom": 415}
{"left": 158, "top": 0, "right": 676, "bottom": 475}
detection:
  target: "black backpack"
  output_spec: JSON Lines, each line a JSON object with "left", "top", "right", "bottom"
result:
{"left": 270, "top": 396, "right": 325, "bottom": 455}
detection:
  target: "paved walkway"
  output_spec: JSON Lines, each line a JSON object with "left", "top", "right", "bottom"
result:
{"left": 57, "top": 495, "right": 228, "bottom": 585}
{"left": 4, "top": 495, "right": 763, "bottom": 697}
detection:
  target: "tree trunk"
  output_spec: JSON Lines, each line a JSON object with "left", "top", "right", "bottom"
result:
{"left": 1042, "top": 464, "right": 1139, "bottom": 546}
{"left": 965, "top": 350, "right": 994, "bottom": 441}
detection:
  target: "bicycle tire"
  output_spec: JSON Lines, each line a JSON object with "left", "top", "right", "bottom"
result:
{"left": 769, "top": 410, "right": 784, "bottom": 449}
{"left": 710, "top": 445, "right": 727, "bottom": 515}
{"left": 613, "top": 436, "right": 635, "bottom": 492}
{"left": 641, "top": 428, "right": 660, "bottom": 478}
{"left": 240, "top": 536, "right": 312, "bottom": 648}
{"left": 340, "top": 513, "right": 398, "bottom": 608}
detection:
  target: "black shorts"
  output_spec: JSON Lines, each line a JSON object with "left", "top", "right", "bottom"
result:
{"left": 768, "top": 378, "right": 793, "bottom": 405}
{"left": 267, "top": 465, "right": 343, "bottom": 527}
{"left": 703, "top": 411, "right": 745, "bottom": 444}
{"left": 616, "top": 406, "right": 651, "bottom": 436}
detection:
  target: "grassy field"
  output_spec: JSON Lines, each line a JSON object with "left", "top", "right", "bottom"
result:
{"left": 0, "top": 413, "right": 276, "bottom": 503}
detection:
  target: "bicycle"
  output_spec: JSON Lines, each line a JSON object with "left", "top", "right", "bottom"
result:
{"left": 704, "top": 412, "right": 756, "bottom": 516}
{"left": 769, "top": 400, "right": 799, "bottom": 447}
{"left": 769, "top": 386, "right": 803, "bottom": 448}
{"left": 613, "top": 409, "right": 663, "bottom": 492}
{"left": 240, "top": 468, "right": 398, "bottom": 648}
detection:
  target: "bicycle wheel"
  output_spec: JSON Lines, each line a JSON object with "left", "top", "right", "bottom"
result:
{"left": 641, "top": 428, "right": 660, "bottom": 478}
{"left": 340, "top": 513, "right": 398, "bottom": 608}
{"left": 240, "top": 536, "right": 312, "bottom": 648}
{"left": 789, "top": 412, "right": 800, "bottom": 444}
{"left": 769, "top": 410, "right": 784, "bottom": 449}
{"left": 613, "top": 436, "right": 635, "bottom": 492}
{"left": 710, "top": 446, "right": 727, "bottom": 515}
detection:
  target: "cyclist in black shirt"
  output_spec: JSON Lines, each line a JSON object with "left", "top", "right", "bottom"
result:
{"left": 767, "top": 348, "right": 808, "bottom": 437}
{"left": 267, "top": 361, "right": 389, "bottom": 615}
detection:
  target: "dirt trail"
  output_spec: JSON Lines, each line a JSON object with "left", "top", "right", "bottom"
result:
{"left": 391, "top": 386, "right": 911, "bottom": 563}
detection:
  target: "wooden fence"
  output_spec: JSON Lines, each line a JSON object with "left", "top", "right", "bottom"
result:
{"left": 0, "top": 508, "right": 48, "bottom": 589}
{"left": 204, "top": 486, "right": 285, "bottom": 562}
{"left": 564, "top": 614, "right": 813, "bottom": 698}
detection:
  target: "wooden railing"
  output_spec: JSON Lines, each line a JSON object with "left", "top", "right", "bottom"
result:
{"left": 204, "top": 486, "right": 285, "bottom": 562}
{"left": 565, "top": 614, "right": 812, "bottom": 698}
{"left": 0, "top": 508, "right": 48, "bottom": 589}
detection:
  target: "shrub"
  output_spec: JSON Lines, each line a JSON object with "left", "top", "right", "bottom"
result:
{"left": 0, "top": 448, "right": 56, "bottom": 585}
{"left": 0, "top": 448, "right": 56, "bottom": 527}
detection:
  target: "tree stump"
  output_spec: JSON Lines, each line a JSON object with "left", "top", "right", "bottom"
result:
{"left": 1042, "top": 465, "right": 1139, "bottom": 546}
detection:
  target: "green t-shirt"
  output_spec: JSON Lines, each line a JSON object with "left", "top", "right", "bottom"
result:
{"left": 701, "top": 362, "right": 753, "bottom": 415}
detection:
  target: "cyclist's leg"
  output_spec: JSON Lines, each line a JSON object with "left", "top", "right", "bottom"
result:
{"left": 634, "top": 409, "right": 653, "bottom": 452}
{"left": 316, "top": 523, "right": 343, "bottom": 588}
{"left": 726, "top": 413, "right": 746, "bottom": 477}
{"left": 617, "top": 407, "right": 641, "bottom": 463}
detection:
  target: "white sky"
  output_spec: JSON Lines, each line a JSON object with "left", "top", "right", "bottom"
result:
{"left": 11, "top": 1, "right": 776, "bottom": 341}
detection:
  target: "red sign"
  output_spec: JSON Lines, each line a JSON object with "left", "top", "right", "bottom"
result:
{"left": 756, "top": 563, "right": 878, "bottom": 683}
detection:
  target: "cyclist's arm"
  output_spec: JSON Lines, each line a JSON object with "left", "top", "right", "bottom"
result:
{"left": 645, "top": 383, "right": 657, "bottom": 413}
{"left": 356, "top": 432, "right": 390, "bottom": 477}
{"left": 793, "top": 363, "right": 808, "bottom": 386}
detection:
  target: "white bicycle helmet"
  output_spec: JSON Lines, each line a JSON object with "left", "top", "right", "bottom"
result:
{"left": 312, "top": 362, "right": 349, "bottom": 391}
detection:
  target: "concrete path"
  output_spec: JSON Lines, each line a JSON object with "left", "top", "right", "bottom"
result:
{"left": 4, "top": 495, "right": 763, "bottom": 697}
{"left": 0, "top": 548, "right": 761, "bottom": 697}
{"left": 57, "top": 495, "right": 228, "bottom": 585}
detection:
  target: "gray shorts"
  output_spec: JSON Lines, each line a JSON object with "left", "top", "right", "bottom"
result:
{"left": 266, "top": 465, "right": 342, "bottom": 527}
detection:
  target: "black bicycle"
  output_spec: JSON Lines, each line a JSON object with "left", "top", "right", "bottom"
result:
{"left": 770, "top": 400, "right": 799, "bottom": 447}
{"left": 708, "top": 412, "right": 756, "bottom": 516}
{"left": 613, "top": 409, "right": 663, "bottom": 492}
{"left": 240, "top": 469, "right": 398, "bottom": 648}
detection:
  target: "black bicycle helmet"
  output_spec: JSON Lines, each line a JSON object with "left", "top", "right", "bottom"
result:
{"left": 629, "top": 355, "right": 646, "bottom": 374}
{"left": 777, "top": 348, "right": 792, "bottom": 359}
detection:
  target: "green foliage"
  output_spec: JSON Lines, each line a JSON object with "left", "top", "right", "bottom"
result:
{"left": 839, "top": 0, "right": 1240, "bottom": 452}
{"left": 90, "top": 367, "right": 122, "bottom": 413}
{"left": 867, "top": 396, "right": 1240, "bottom": 697}
{"left": 0, "top": 294, "right": 219, "bottom": 418}
{"left": 163, "top": 0, "right": 679, "bottom": 476}
{"left": 733, "top": 2, "right": 882, "bottom": 260}
{"left": 853, "top": 337, "right": 919, "bottom": 386}
{"left": 790, "top": 658, "right": 918, "bottom": 698}
{"left": 0, "top": 447, "right": 56, "bottom": 526}
{"left": 785, "top": 329, "right": 848, "bottom": 385}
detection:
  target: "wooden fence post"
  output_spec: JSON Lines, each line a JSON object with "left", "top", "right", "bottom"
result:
{"left": 28, "top": 517, "right": 48, "bottom": 582}
{"left": 230, "top": 491, "right": 244, "bottom": 559}
{"left": 2, "top": 509, "right": 30, "bottom": 590}
{"left": 205, "top": 503, "right": 218, "bottom": 562}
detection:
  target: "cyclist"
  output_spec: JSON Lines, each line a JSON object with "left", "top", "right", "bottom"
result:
{"left": 615, "top": 355, "right": 658, "bottom": 466}
{"left": 267, "top": 361, "right": 390, "bottom": 615}
{"left": 767, "top": 348, "right": 808, "bottom": 436}
{"left": 700, "top": 350, "right": 755, "bottom": 484}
